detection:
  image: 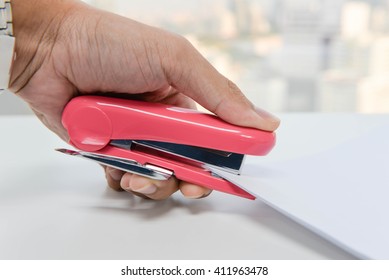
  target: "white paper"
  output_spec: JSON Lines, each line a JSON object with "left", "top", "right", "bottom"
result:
{"left": 212, "top": 125, "right": 389, "bottom": 259}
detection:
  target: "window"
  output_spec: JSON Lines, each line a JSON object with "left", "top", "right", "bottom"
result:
{"left": 84, "top": 0, "right": 389, "bottom": 113}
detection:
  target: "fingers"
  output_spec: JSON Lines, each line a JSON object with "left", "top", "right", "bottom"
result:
{"left": 105, "top": 166, "right": 212, "bottom": 200}
{"left": 163, "top": 37, "right": 280, "bottom": 132}
{"left": 105, "top": 166, "right": 125, "bottom": 191}
{"left": 179, "top": 182, "right": 212, "bottom": 199}
{"left": 120, "top": 173, "right": 179, "bottom": 200}
{"left": 120, "top": 173, "right": 212, "bottom": 200}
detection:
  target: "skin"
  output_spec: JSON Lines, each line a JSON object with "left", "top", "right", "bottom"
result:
{"left": 9, "top": 0, "right": 280, "bottom": 200}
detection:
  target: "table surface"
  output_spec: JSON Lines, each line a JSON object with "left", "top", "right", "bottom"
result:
{"left": 3, "top": 114, "right": 383, "bottom": 260}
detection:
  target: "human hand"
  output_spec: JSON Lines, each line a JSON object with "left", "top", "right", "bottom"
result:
{"left": 9, "top": 0, "right": 280, "bottom": 200}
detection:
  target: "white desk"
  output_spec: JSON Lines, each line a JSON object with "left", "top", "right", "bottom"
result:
{"left": 2, "top": 114, "right": 379, "bottom": 260}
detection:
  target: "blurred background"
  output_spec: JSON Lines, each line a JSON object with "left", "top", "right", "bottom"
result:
{"left": 2, "top": 0, "right": 389, "bottom": 114}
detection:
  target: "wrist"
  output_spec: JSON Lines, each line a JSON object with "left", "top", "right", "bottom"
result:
{"left": 9, "top": 0, "right": 80, "bottom": 92}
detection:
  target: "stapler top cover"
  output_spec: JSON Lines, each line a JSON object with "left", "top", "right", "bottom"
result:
{"left": 62, "top": 96, "right": 276, "bottom": 155}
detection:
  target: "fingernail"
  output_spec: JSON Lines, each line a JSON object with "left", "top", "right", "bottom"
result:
{"left": 108, "top": 168, "right": 123, "bottom": 181}
{"left": 185, "top": 190, "right": 212, "bottom": 199}
{"left": 255, "top": 106, "right": 280, "bottom": 122}
{"left": 134, "top": 185, "right": 157, "bottom": 195}
{"left": 186, "top": 194, "right": 207, "bottom": 199}
{"left": 191, "top": 191, "right": 212, "bottom": 199}
{"left": 253, "top": 106, "right": 281, "bottom": 131}
{"left": 186, "top": 194, "right": 203, "bottom": 199}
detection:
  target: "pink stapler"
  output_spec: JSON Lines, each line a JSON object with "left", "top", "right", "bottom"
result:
{"left": 57, "top": 96, "right": 276, "bottom": 200}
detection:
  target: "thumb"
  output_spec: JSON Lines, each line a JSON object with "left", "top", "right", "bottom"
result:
{"left": 165, "top": 39, "right": 280, "bottom": 132}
